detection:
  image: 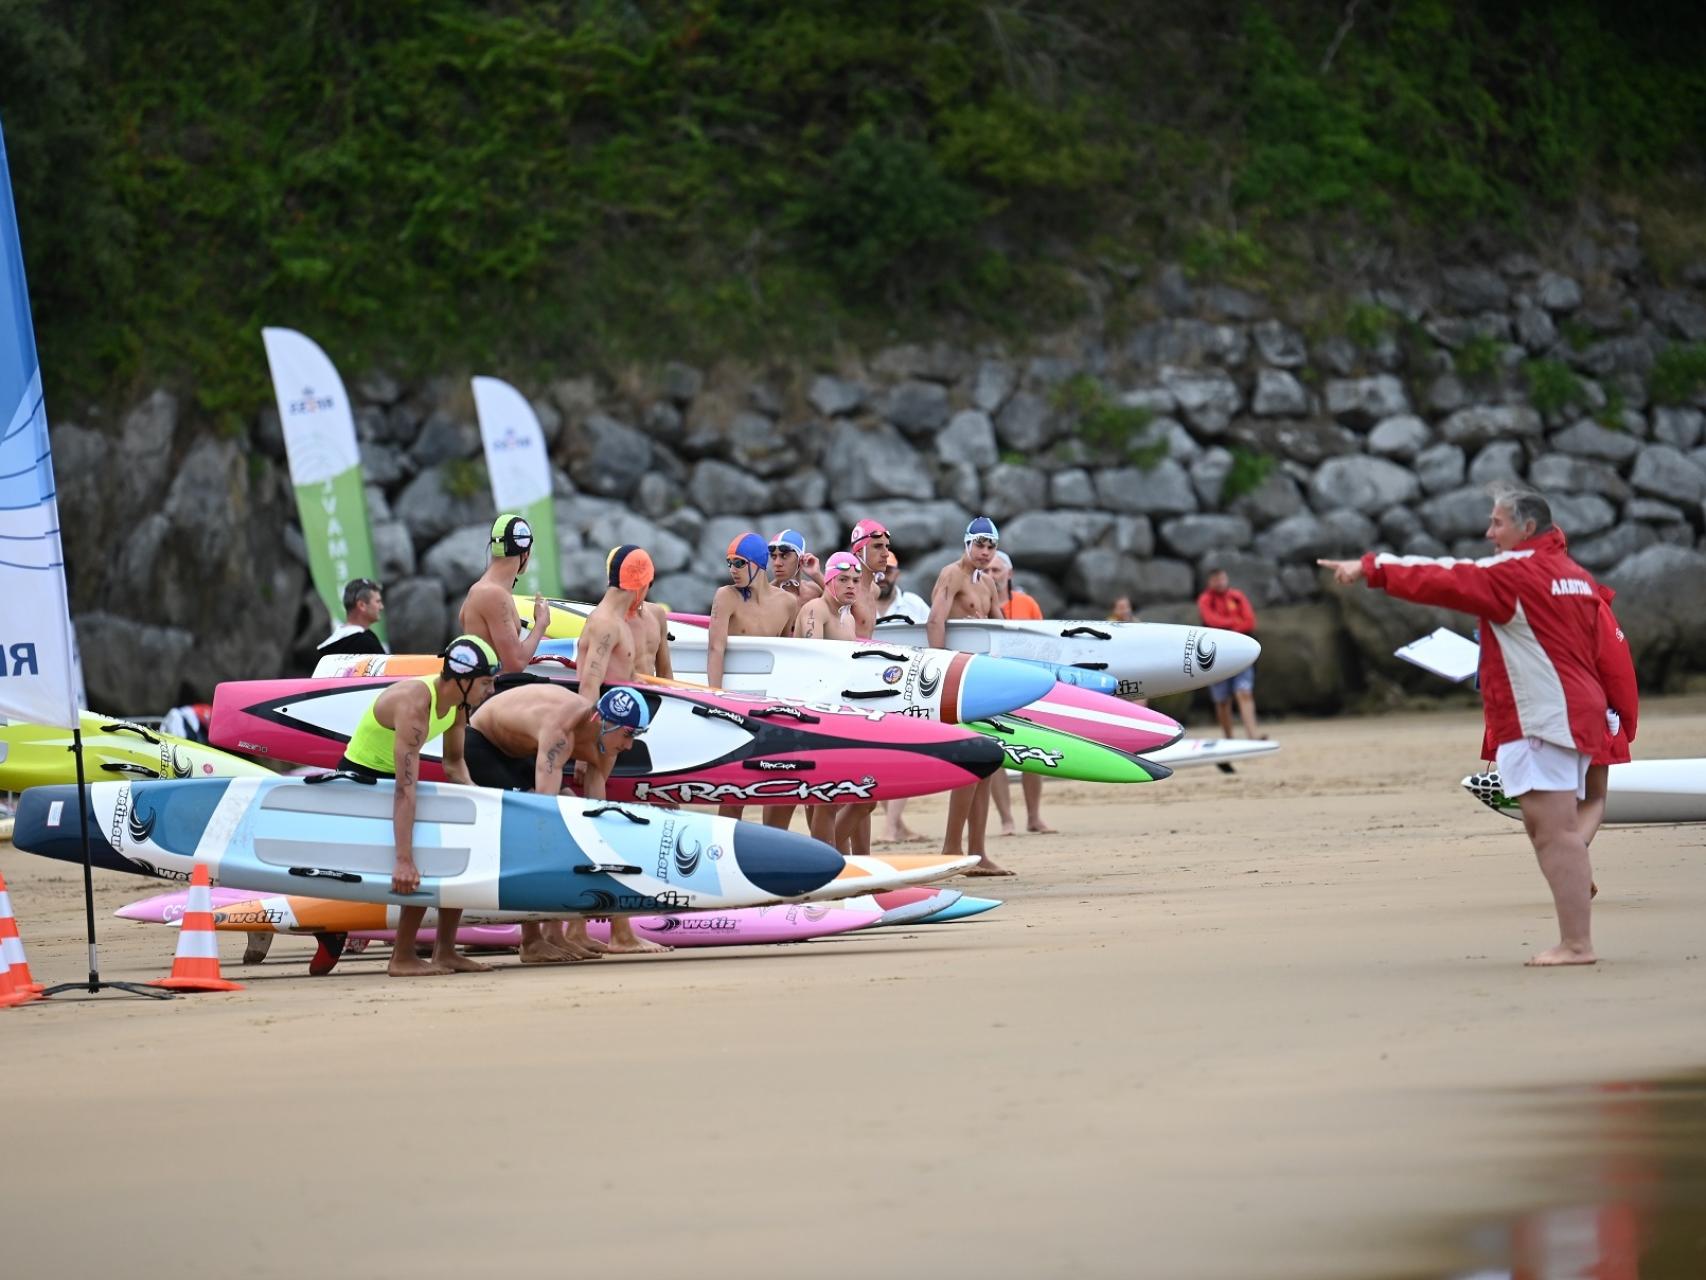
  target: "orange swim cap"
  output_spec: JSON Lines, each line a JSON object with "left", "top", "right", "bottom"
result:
{"left": 606, "top": 544, "right": 655, "bottom": 592}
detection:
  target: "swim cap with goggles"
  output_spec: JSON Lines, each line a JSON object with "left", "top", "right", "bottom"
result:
{"left": 823, "top": 551, "right": 861, "bottom": 586}
{"left": 440, "top": 635, "right": 499, "bottom": 701}
{"left": 965, "top": 515, "right": 1001, "bottom": 546}
{"left": 850, "top": 519, "right": 890, "bottom": 550}
{"left": 596, "top": 687, "right": 651, "bottom": 735}
{"left": 490, "top": 514, "right": 534, "bottom": 560}
{"left": 726, "top": 533, "right": 769, "bottom": 601}
{"left": 768, "top": 529, "right": 806, "bottom": 558}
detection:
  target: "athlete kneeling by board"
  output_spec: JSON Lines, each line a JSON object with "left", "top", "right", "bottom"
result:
{"left": 466, "top": 679, "right": 667, "bottom": 959}
{"left": 338, "top": 635, "right": 499, "bottom": 977}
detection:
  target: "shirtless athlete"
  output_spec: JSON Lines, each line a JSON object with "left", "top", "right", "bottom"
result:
{"left": 708, "top": 532, "right": 800, "bottom": 821}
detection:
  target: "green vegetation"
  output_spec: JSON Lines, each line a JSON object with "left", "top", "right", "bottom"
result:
{"left": 1651, "top": 344, "right": 1706, "bottom": 405}
{"left": 1344, "top": 302, "right": 1397, "bottom": 349}
{"left": 1222, "top": 447, "right": 1275, "bottom": 502}
{"left": 1, "top": 2, "right": 1704, "bottom": 424}
{"left": 1455, "top": 333, "right": 1503, "bottom": 379}
{"left": 1052, "top": 374, "right": 1163, "bottom": 463}
{"left": 442, "top": 458, "right": 487, "bottom": 501}
{"left": 1596, "top": 385, "right": 1628, "bottom": 430}
{"left": 1523, "top": 359, "right": 1589, "bottom": 417}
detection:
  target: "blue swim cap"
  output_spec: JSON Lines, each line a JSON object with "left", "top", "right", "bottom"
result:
{"left": 596, "top": 687, "right": 651, "bottom": 732}
{"left": 965, "top": 515, "right": 1001, "bottom": 544}
{"left": 728, "top": 531, "right": 770, "bottom": 570}
{"left": 768, "top": 528, "right": 806, "bottom": 556}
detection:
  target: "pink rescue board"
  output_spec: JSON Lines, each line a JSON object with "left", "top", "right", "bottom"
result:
{"left": 1010, "top": 682, "right": 1182, "bottom": 755}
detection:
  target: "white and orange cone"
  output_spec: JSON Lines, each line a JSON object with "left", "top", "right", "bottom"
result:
{"left": 1, "top": 951, "right": 33, "bottom": 1008}
{"left": 150, "top": 862, "right": 243, "bottom": 993}
{"left": 0, "top": 870, "right": 43, "bottom": 1001}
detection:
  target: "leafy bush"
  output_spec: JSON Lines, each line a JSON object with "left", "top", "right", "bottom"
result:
{"left": 1523, "top": 359, "right": 1587, "bottom": 417}
{"left": 1053, "top": 375, "right": 1161, "bottom": 463}
{"left": 1651, "top": 344, "right": 1706, "bottom": 404}
{"left": 1456, "top": 334, "right": 1503, "bottom": 379}
{"left": 1222, "top": 447, "right": 1274, "bottom": 502}
{"left": 1345, "top": 302, "right": 1397, "bottom": 348}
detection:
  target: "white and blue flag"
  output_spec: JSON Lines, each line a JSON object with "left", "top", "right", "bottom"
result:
{"left": 0, "top": 118, "right": 82, "bottom": 728}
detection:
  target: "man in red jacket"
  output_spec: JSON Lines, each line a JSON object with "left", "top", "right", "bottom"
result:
{"left": 1197, "top": 567, "right": 1261, "bottom": 740}
{"left": 1320, "top": 485, "right": 1608, "bottom": 967}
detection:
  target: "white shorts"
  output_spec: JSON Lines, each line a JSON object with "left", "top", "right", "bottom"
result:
{"left": 1495, "top": 736, "right": 1590, "bottom": 801}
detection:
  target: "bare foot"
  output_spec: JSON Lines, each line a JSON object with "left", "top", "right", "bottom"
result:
{"left": 1026, "top": 820, "right": 1056, "bottom": 834}
{"left": 1525, "top": 944, "right": 1597, "bottom": 967}
{"left": 388, "top": 953, "right": 444, "bottom": 977}
{"left": 436, "top": 951, "right": 493, "bottom": 974}
{"left": 884, "top": 827, "right": 929, "bottom": 844}
{"left": 605, "top": 922, "right": 671, "bottom": 955}
{"left": 519, "top": 941, "right": 571, "bottom": 965}
{"left": 964, "top": 853, "right": 1015, "bottom": 878}
{"left": 998, "top": 821, "right": 1017, "bottom": 837}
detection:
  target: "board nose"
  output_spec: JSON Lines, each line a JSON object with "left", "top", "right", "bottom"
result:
{"left": 11, "top": 785, "right": 122, "bottom": 864}
{"left": 1208, "top": 630, "right": 1261, "bottom": 680}
{"left": 956, "top": 655, "right": 1058, "bottom": 723}
{"left": 731, "top": 821, "right": 846, "bottom": 899}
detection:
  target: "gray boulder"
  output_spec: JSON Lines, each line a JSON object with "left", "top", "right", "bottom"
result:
{"left": 881, "top": 380, "right": 952, "bottom": 437}
{"left": 1159, "top": 513, "right": 1253, "bottom": 559}
{"left": 937, "top": 460, "right": 982, "bottom": 511}
{"left": 1418, "top": 486, "right": 1496, "bottom": 540}
{"left": 76, "top": 612, "right": 197, "bottom": 713}
{"left": 1442, "top": 264, "right": 1510, "bottom": 311}
{"left": 634, "top": 471, "right": 676, "bottom": 521}
{"left": 1312, "top": 334, "right": 1359, "bottom": 376}
{"left": 1646, "top": 290, "right": 1706, "bottom": 343}
{"left": 831, "top": 500, "right": 972, "bottom": 555}
{"left": 583, "top": 513, "right": 693, "bottom": 575}
{"left": 1570, "top": 522, "right": 1657, "bottom": 571}
{"left": 1626, "top": 497, "right": 1686, "bottom": 523}
{"left": 980, "top": 462, "right": 1049, "bottom": 522}
{"left": 1113, "top": 515, "right": 1155, "bottom": 558}
{"left": 410, "top": 411, "right": 479, "bottom": 468}
{"left": 565, "top": 413, "right": 652, "bottom": 498}
{"left": 1252, "top": 319, "right": 1307, "bottom": 367}
{"left": 1159, "top": 366, "right": 1241, "bottom": 434}
{"left": 1002, "top": 511, "right": 1116, "bottom": 570}
{"left": 1096, "top": 459, "right": 1199, "bottom": 516}
{"left": 820, "top": 422, "right": 933, "bottom": 501}
{"left": 1438, "top": 405, "right": 1543, "bottom": 449}
{"left": 385, "top": 576, "right": 450, "bottom": 656}
{"left": 775, "top": 468, "right": 827, "bottom": 511}
{"left": 1228, "top": 418, "right": 1360, "bottom": 465}
{"left": 995, "top": 391, "right": 1058, "bottom": 451}
{"left": 1536, "top": 272, "right": 1583, "bottom": 312}
{"left": 971, "top": 360, "right": 1016, "bottom": 414}
{"left": 359, "top": 439, "right": 413, "bottom": 487}
{"left": 1426, "top": 373, "right": 1470, "bottom": 414}
{"left": 1548, "top": 493, "right": 1617, "bottom": 538}
{"left": 1320, "top": 508, "right": 1378, "bottom": 554}
{"left": 1603, "top": 545, "right": 1706, "bottom": 681}
{"left": 1309, "top": 456, "right": 1421, "bottom": 515}
{"left": 1653, "top": 407, "right": 1705, "bottom": 451}
{"left": 1367, "top": 415, "right": 1431, "bottom": 461}
{"left": 1254, "top": 512, "right": 1335, "bottom": 563}
{"left": 1127, "top": 557, "right": 1196, "bottom": 604}
{"left": 1514, "top": 305, "right": 1558, "bottom": 352}
{"left": 1466, "top": 441, "right": 1527, "bottom": 486}
{"left": 1118, "top": 386, "right": 1179, "bottom": 417}
{"left": 1528, "top": 455, "right": 1630, "bottom": 502}
{"left": 392, "top": 466, "right": 495, "bottom": 549}
{"left": 1549, "top": 418, "right": 1644, "bottom": 464}
{"left": 421, "top": 524, "right": 495, "bottom": 591}
{"left": 1252, "top": 369, "right": 1310, "bottom": 417}
{"left": 1066, "top": 549, "right": 1144, "bottom": 606}
{"left": 1401, "top": 531, "right": 1449, "bottom": 558}
{"left": 659, "top": 362, "right": 704, "bottom": 405}
{"left": 1229, "top": 469, "right": 1305, "bottom": 527}
{"left": 1630, "top": 444, "right": 1706, "bottom": 505}
{"left": 808, "top": 375, "right": 866, "bottom": 417}
{"left": 1334, "top": 583, "right": 1467, "bottom": 688}
{"left": 1324, "top": 375, "right": 1411, "bottom": 426}
{"left": 1242, "top": 603, "right": 1350, "bottom": 715}
{"left": 936, "top": 410, "right": 999, "bottom": 467}
{"left": 688, "top": 459, "right": 774, "bottom": 514}
{"left": 371, "top": 520, "right": 417, "bottom": 582}
{"left": 1415, "top": 443, "right": 1466, "bottom": 495}
{"left": 1378, "top": 506, "right": 1424, "bottom": 546}
{"left": 723, "top": 411, "right": 799, "bottom": 477}
{"left": 1127, "top": 319, "right": 1249, "bottom": 368}
{"left": 650, "top": 572, "right": 714, "bottom": 616}
{"left": 1190, "top": 448, "right": 1234, "bottom": 508}
{"left": 1050, "top": 468, "right": 1097, "bottom": 508}
{"left": 659, "top": 505, "right": 706, "bottom": 545}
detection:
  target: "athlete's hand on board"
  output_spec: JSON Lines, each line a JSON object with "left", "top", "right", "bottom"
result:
{"left": 392, "top": 855, "right": 421, "bottom": 895}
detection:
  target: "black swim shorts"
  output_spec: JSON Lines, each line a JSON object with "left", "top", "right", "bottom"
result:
{"left": 463, "top": 727, "right": 539, "bottom": 792}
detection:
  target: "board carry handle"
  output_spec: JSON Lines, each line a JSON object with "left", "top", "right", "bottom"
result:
{"left": 839, "top": 688, "right": 898, "bottom": 700}
{"left": 971, "top": 718, "right": 1013, "bottom": 736}
{"left": 287, "top": 866, "right": 364, "bottom": 883}
{"left": 851, "top": 647, "right": 914, "bottom": 662}
{"left": 304, "top": 769, "right": 379, "bottom": 786}
{"left": 584, "top": 804, "right": 651, "bottom": 825}
{"left": 574, "top": 861, "right": 644, "bottom": 875}
{"left": 100, "top": 762, "right": 164, "bottom": 778}
{"left": 1072, "top": 661, "right": 1110, "bottom": 671}
{"left": 102, "top": 721, "right": 162, "bottom": 744}
{"left": 1060, "top": 625, "right": 1110, "bottom": 640}
{"left": 747, "top": 705, "right": 821, "bottom": 724}
{"left": 872, "top": 614, "right": 915, "bottom": 625}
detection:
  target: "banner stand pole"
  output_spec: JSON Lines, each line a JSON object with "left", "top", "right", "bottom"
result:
{"left": 39, "top": 728, "right": 172, "bottom": 1000}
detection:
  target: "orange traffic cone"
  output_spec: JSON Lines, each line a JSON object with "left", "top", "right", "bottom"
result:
{"left": 0, "top": 870, "right": 43, "bottom": 999}
{"left": 151, "top": 862, "right": 243, "bottom": 992}
{"left": 1, "top": 951, "right": 33, "bottom": 1008}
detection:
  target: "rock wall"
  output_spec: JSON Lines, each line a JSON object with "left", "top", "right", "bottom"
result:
{"left": 53, "top": 215, "right": 1706, "bottom": 715}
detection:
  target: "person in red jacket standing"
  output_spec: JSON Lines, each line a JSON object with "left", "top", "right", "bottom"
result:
{"left": 1197, "top": 567, "right": 1262, "bottom": 740}
{"left": 1320, "top": 484, "right": 1608, "bottom": 967}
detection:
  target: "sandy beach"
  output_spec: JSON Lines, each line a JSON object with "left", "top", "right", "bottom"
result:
{"left": 3, "top": 700, "right": 1704, "bottom": 1278}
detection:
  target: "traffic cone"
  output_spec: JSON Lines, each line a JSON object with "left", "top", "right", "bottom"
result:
{"left": 1, "top": 951, "right": 32, "bottom": 1008}
{"left": 0, "top": 870, "right": 44, "bottom": 999}
{"left": 150, "top": 862, "right": 243, "bottom": 992}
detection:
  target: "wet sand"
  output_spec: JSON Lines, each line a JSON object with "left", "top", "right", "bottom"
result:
{"left": 3, "top": 700, "right": 1704, "bottom": 1278}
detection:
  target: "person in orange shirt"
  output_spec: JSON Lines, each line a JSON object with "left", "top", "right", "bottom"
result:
{"left": 1197, "top": 566, "right": 1262, "bottom": 740}
{"left": 989, "top": 552, "right": 1055, "bottom": 834}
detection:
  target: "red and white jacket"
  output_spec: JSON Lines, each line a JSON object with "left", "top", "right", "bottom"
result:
{"left": 1361, "top": 528, "right": 1607, "bottom": 756}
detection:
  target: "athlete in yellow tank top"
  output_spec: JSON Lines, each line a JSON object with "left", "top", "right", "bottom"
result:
{"left": 341, "top": 635, "right": 498, "bottom": 978}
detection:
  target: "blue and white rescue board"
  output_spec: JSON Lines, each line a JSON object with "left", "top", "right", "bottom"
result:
{"left": 11, "top": 777, "right": 844, "bottom": 918}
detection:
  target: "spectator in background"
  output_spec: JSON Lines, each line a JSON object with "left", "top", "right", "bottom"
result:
{"left": 874, "top": 550, "right": 930, "bottom": 625}
{"left": 1197, "top": 567, "right": 1262, "bottom": 740}
{"left": 1108, "top": 595, "right": 1135, "bottom": 623}
{"left": 317, "top": 578, "right": 388, "bottom": 659}
{"left": 994, "top": 552, "right": 1043, "bottom": 620}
